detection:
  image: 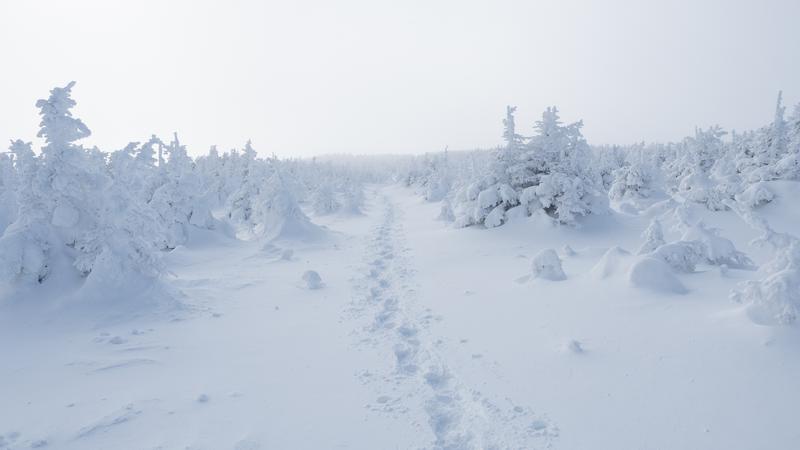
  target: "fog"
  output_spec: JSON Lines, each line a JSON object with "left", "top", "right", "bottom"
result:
{"left": 1, "top": 0, "right": 798, "bottom": 156}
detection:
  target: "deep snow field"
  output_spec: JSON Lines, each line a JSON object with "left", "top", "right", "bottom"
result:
{"left": 2, "top": 182, "right": 799, "bottom": 450}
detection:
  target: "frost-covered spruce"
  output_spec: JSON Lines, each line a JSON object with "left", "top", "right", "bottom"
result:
{"left": 735, "top": 182, "right": 774, "bottom": 208}
{"left": 649, "top": 241, "right": 706, "bottom": 273}
{"left": 310, "top": 181, "right": 340, "bottom": 216}
{"left": 455, "top": 106, "right": 605, "bottom": 227}
{"left": 436, "top": 199, "right": 455, "bottom": 222}
{"left": 0, "top": 82, "right": 162, "bottom": 287}
{"left": 731, "top": 241, "right": 800, "bottom": 325}
{"left": 726, "top": 200, "right": 800, "bottom": 325}
{"left": 148, "top": 133, "right": 216, "bottom": 249}
{"left": 225, "top": 149, "right": 264, "bottom": 231}
{"left": 340, "top": 179, "right": 365, "bottom": 215}
{"left": 0, "top": 143, "right": 22, "bottom": 234}
{"left": 531, "top": 248, "right": 566, "bottom": 281}
{"left": 637, "top": 219, "right": 665, "bottom": 255}
{"left": 0, "top": 82, "right": 101, "bottom": 281}
{"left": 423, "top": 150, "right": 452, "bottom": 202}
{"left": 254, "top": 164, "right": 322, "bottom": 241}
{"left": 681, "top": 222, "right": 755, "bottom": 270}
{"left": 608, "top": 149, "right": 659, "bottom": 203}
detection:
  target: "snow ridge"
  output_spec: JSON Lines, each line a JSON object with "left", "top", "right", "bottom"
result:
{"left": 351, "top": 191, "right": 557, "bottom": 449}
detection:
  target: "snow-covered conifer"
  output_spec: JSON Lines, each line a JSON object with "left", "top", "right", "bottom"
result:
{"left": 637, "top": 219, "right": 665, "bottom": 255}
{"left": 310, "top": 181, "right": 340, "bottom": 215}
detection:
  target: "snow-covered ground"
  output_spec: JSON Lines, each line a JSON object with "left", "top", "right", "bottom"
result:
{"left": 2, "top": 184, "right": 799, "bottom": 450}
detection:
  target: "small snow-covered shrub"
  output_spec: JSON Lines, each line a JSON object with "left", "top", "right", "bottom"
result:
{"left": 302, "top": 270, "right": 323, "bottom": 289}
{"left": 735, "top": 182, "right": 774, "bottom": 208}
{"left": 531, "top": 249, "right": 566, "bottom": 281}
{"left": 310, "top": 182, "right": 340, "bottom": 216}
{"left": 609, "top": 161, "right": 655, "bottom": 202}
{"left": 0, "top": 144, "right": 23, "bottom": 235}
{"left": 436, "top": 200, "right": 455, "bottom": 222}
{"left": 340, "top": 180, "right": 365, "bottom": 215}
{"left": 726, "top": 200, "right": 800, "bottom": 325}
{"left": 637, "top": 219, "right": 665, "bottom": 255}
{"left": 681, "top": 223, "right": 755, "bottom": 270}
{"left": 731, "top": 242, "right": 800, "bottom": 325}
{"left": 484, "top": 204, "right": 506, "bottom": 228}
{"left": 255, "top": 168, "right": 323, "bottom": 241}
{"left": 649, "top": 241, "right": 706, "bottom": 273}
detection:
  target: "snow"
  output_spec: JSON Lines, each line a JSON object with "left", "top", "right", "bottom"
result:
{"left": 3, "top": 184, "right": 800, "bottom": 449}
{"left": 1, "top": 83, "right": 800, "bottom": 450}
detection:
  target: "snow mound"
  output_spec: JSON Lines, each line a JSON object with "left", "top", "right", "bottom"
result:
{"left": 628, "top": 256, "right": 688, "bottom": 294}
{"left": 649, "top": 241, "right": 705, "bottom": 273}
{"left": 302, "top": 270, "right": 323, "bottom": 290}
{"left": 531, "top": 249, "right": 566, "bottom": 281}
{"left": 259, "top": 208, "right": 326, "bottom": 243}
{"left": 565, "top": 339, "right": 585, "bottom": 354}
{"left": 590, "top": 246, "right": 632, "bottom": 279}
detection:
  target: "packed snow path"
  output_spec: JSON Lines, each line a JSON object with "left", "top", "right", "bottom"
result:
{"left": 348, "top": 194, "right": 556, "bottom": 449}
{"left": 2, "top": 185, "right": 800, "bottom": 450}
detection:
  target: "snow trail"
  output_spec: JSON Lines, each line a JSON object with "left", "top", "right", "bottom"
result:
{"left": 351, "top": 189, "right": 557, "bottom": 449}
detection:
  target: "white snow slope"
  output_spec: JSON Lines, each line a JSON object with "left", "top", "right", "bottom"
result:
{"left": 1, "top": 184, "right": 800, "bottom": 450}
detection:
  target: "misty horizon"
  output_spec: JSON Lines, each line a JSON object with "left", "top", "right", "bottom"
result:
{"left": 2, "top": 0, "right": 799, "bottom": 157}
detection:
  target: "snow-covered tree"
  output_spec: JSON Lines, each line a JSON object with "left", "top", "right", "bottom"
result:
{"left": 456, "top": 106, "right": 605, "bottom": 227}
{"left": 637, "top": 219, "right": 665, "bottom": 255}
{"left": 340, "top": 178, "right": 365, "bottom": 215}
{"left": 253, "top": 164, "right": 321, "bottom": 241}
{"left": 0, "top": 82, "right": 162, "bottom": 287}
{"left": 609, "top": 146, "right": 660, "bottom": 204}
{"left": 310, "top": 181, "right": 340, "bottom": 215}
{"left": 0, "top": 146, "right": 20, "bottom": 233}
{"left": 509, "top": 107, "right": 604, "bottom": 224}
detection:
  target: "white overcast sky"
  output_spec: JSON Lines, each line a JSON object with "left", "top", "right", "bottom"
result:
{"left": 1, "top": 0, "right": 798, "bottom": 157}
